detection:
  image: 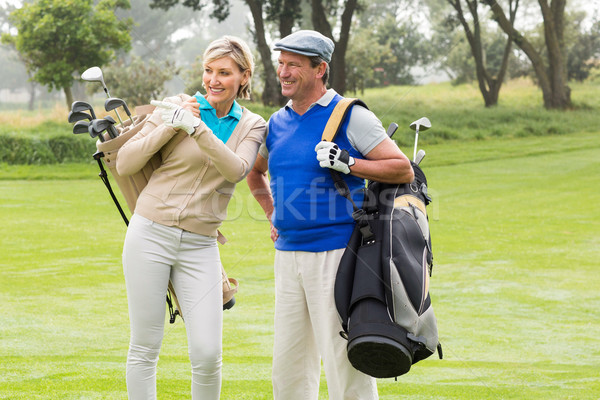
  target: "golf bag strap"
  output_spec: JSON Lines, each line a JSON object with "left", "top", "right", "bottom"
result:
{"left": 322, "top": 98, "right": 368, "bottom": 142}
{"left": 322, "top": 98, "right": 373, "bottom": 240}
{"left": 321, "top": 97, "right": 368, "bottom": 210}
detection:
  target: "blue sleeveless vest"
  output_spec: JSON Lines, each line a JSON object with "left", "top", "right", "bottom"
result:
{"left": 267, "top": 94, "right": 365, "bottom": 252}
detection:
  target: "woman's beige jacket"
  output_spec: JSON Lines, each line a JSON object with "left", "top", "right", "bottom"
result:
{"left": 116, "top": 93, "right": 266, "bottom": 237}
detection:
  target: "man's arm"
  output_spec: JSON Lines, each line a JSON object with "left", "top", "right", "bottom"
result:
{"left": 315, "top": 104, "right": 414, "bottom": 184}
{"left": 349, "top": 136, "right": 414, "bottom": 184}
{"left": 246, "top": 154, "right": 278, "bottom": 242}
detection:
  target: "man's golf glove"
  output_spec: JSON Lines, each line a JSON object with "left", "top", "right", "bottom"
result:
{"left": 315, "top": 141, "right": 355, "bottom": 175}
{"left": 151, "top": 100, "right": 201, "bottom": 135}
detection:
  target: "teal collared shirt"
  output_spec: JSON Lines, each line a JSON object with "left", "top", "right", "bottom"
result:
{"left": 193, "top": 92, "right": 242, "bottom": 143}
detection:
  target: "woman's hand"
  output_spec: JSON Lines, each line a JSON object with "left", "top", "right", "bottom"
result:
{"left": 183, "top": 97, "right": 201, "bottom": 118}
{"left": 151, "top": 100, "right": 201, "bottom": 135}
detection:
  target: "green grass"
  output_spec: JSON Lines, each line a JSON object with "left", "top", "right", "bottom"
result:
{"left": 1, "top": 129, "right": 599, "bottom": 399}
{"left": 1, "top": 79, "right": 599, "bottom": 398}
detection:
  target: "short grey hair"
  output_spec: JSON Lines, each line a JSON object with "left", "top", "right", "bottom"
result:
{"left": 309, "top": 56, "right": 330, "bottom": 85}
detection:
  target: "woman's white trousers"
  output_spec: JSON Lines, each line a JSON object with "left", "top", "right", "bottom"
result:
{"left": 122, "top": 214, "right": 223, "bottom": 399}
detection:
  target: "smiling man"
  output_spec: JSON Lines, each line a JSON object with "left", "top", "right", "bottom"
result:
{"left": 247, "top": 30, "right": 414, "bottom": 400}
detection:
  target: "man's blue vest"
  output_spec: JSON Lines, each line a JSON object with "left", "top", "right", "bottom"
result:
{"left": 267, "top": 94, "right": 365, "bottom": 252}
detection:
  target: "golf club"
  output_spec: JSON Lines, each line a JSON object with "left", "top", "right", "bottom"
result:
{"left": 103, "top": 116, "right": 119, "bottom": 139}
{"left": 386, "top": 122, "right": 399, "bottom": 138}
{"left": 72, "top": 120, "right": 90, "bottom": 135}
{"left": 91, "top": 116, "right": 118, "bottom": 139}
{"left": 81, "top": 66, "right": 124, "bottom": 125}
{"left": 71, "top": 101, "right": 97, "bottom": 119}
{"left": 88, "top": 119, "right": 106, "bottom": 142}
{"left": 105, "top": 97, "right": 134, "bottom": 126}
{"left": 67, "top": 110, "right": 92, "bottom": 123}
{"left": 415, "top": 149, "right": 426, "bottom": 165}
{"left": 409, "top": 117, "right": 431, "bottom": 161}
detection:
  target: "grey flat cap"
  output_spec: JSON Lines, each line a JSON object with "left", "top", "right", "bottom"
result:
{"left": 273, "top": 30, "right": 334, "bottom": 63}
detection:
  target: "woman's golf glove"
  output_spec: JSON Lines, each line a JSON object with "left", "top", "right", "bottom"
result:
{"left": 315, "top": 141, "right": 355, "bottom": 174}
{"left": 151, "top": 100, "right": 201, "bottom": 134}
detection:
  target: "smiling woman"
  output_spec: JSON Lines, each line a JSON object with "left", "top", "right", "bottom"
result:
{"left": 113, "top": 35, "right": 267, "bottom": 400}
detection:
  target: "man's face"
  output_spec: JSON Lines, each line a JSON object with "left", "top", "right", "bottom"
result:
{"left": 277, "top": 51, "right": 322, "bottom": 101}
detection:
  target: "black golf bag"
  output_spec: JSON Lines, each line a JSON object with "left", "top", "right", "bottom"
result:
{"left": 324, "top": 98, "right": 442, "bottom": 379}
{"left": 334, "top": 162, "right": 442, "bottom": 378}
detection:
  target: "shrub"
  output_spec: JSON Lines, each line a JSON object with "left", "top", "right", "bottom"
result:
{"left": 0, "top": 133, "right": 96, "bottom": 164}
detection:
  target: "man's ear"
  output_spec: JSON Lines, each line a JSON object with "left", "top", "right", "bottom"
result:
{"left": 315, "top": 62, "right": 327, "bottom": 79}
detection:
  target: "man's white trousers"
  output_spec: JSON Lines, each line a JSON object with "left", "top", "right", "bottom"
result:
{"left": 272, "top": 249, "right": 378, "bottom": 400}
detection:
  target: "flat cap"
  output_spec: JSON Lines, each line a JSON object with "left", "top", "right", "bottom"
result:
{"left": 273, "top": 30, "right": 334, "bottom": 63}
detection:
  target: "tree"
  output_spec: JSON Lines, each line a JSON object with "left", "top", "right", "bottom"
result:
{"left": 1, "top": 0, "right": 132, "bottom": 110}
{"left": 245, "top": 0, "right": 288, "bottom": 105}
{"left": 483, "top": 0, "right": 571, "bottom": 109}
{"left": 353, "top": 0, "right": 431, "bottom": 86}
{"left": 310, "top": 0, "right": 360, "bottom": 95}
{"left": 565, "top": 12, "right": 600, "bottom": 81}
{"left": 103, "top": 56, "right": 179, "bottom": 107}
{"left": 151, "top": 0, "right": 287, "bottom": 105}
{"left": 151, "top": 0, "right": 362, "bottom": 100}
{"left": 345, "top": 26, "right": 397, "bottom": 93}
{"left": 445, "top": 0, "right": 517, "bottom": 107}
{"left": 119, "top": 0, "right": 197, "bottom": 64}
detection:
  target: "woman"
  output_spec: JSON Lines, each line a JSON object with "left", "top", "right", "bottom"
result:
{"left": 116, "top": 36, "right": 266, "bottom": 399}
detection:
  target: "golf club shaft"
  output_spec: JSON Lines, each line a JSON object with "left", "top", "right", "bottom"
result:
{"left": 108, "top": 125, "right": 118, "bottom": 139}
{"left": 113, "top": 110, "right": 124, "bottom": 126}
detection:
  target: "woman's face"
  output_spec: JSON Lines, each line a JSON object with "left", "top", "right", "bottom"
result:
{"left": 203, "top": 56, "right": 249, "bottom": 114}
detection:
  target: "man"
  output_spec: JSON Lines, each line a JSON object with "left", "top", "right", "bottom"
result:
{"left": 247, "top": 30, "right": 414, "bottom": 399}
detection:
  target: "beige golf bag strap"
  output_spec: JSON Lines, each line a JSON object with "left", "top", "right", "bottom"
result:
{"left": 95, "top": 105, "right": 237, "bottom": 320}
{"left": 321, "top": 97, "right": 367, "bottom": 142}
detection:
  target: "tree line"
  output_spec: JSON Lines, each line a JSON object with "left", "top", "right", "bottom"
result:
{"left": 1, "top": 0, "right": 599, "bottom": 111}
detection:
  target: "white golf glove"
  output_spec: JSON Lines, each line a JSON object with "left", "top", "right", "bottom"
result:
{"left": 315, "top": 141, "right": 355, "bottom": 175}
{"left": 151, "top": 100, "right": 201, "bottom": 134}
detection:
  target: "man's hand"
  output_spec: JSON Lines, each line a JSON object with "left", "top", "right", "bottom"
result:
{"left": 151, "top": 100, "right": 201, "bottom": 134}
{"left": 315, "top": 141, "right": 355, "bottom": 174}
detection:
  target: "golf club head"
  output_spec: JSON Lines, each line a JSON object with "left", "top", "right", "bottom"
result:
{"left": 81, "top": 66, "right": 104, "bottom": 85}
{"left": 386, "top": 122, "right": 399, "bottom": 138}
{"left": 105, "top": 97, "right": 131, "bottom": 116}
{"left": 72, "top": 120, "right": 90, "bottom": 135}
{"left": 71, "top": 101, "right": 97, "bottom": 119}
{"left": 67, "top": 110, "right": 92, "bottom": 123}
{"left": 94, "top": 116, "right": 118, "bottom": 139}
{"left": 81, "top": 66, "right": 110, "bottom": 97}
{"left": 409, "top": 117, "right": 431, "bottom": 133}
{"left": 415, "top": 149, "right": 426, "bottom": 165}
{"left": 88, "top": 119, "right": 106, "bottom": 142}
{"left": 105, "top": 97, "right": 132, "bottom": 126}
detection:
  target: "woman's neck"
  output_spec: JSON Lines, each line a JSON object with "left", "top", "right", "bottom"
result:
{"left": 210, "top": 100, "right": 234, "bottom": 119}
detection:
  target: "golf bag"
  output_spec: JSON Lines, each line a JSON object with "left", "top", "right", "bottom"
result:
{"left": 92, "top": 104, "right": 238, "bottom": 321}
{"left": 326, "top": 99, "right": 442, "bottom": 378}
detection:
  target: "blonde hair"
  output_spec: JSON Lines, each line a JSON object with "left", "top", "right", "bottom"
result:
{"left": 203, "top": 36, "right": 254, "bottom": 100}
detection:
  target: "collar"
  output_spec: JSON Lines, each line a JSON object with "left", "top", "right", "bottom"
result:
{"left": 285, "top": 89, "right": 338, "bottom": 111}
{"left": 197, "top": 94, "right": 243, "bottom": 120}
